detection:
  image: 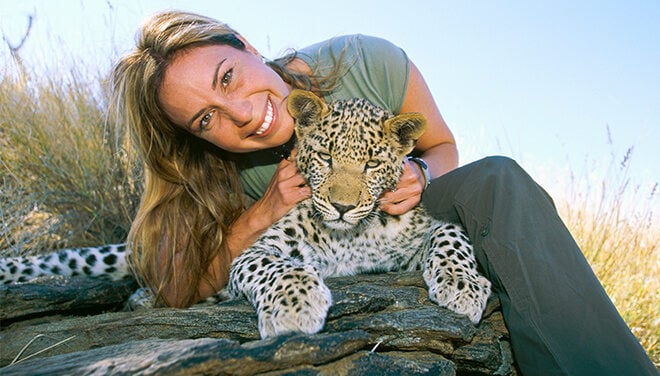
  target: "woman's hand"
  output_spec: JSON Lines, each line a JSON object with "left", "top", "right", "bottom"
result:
{"left": 256, "top": 150, "right": 312, "bottom": 223}
{"left": 379, "top": 159, "right": 425, "bottom": 215}
{"left": 225, "top": 149, "right": 311, "bottom": 260}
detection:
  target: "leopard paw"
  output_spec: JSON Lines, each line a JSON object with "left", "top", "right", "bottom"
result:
{"left": 126, "top": 287, "right": 155, "bottom": 311}
{"left": 424, "top": 270, "right": 491, "bottom": 323}
{"left": 256, "top": 265, "right": 332, "bottom": 338}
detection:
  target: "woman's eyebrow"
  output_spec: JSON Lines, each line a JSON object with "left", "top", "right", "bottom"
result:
{"left": 187, "top": 108, "right": 206, "bottom": 130}
{"left": 211, "top": 58, "right": 228, "bottom": 90}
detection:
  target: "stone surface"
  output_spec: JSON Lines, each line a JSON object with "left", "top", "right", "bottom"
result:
{"left": 0, "top": 276, "right": 137, "bottom": 321}
{"left": 0, "top": 271, "right": 515, "bottom": 375}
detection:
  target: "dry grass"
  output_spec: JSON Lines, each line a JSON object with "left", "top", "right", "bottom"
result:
{"left": 556, "top": 145, "right": 659, "bottom": 364}
{"left": 0, "top": 58, "right": 141, "bottom": 255}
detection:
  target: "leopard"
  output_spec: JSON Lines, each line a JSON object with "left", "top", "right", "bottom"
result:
{"left": 227, "top": 90, "right": 491, "bottom": 339}
{"left": 0, "top": 90, "right": 492, "bottom": 337}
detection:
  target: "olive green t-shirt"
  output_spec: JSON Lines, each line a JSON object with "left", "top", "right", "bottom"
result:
{"left": 238, "top": 34, "right": 410, "bottom": 201}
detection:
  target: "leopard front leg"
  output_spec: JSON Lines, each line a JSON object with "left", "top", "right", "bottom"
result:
{"left": 228, "top": 247, "right": 332, "bottom": 338}
{"left": 423, "top": 223, "right": 491, "bottom": 323}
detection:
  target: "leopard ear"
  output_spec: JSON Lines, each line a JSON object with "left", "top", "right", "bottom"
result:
{"left": 287, "top": 90, "right": 329, "bottom": 130}
{"left": 384, "top": 112, "right": 428, "bottom": 155}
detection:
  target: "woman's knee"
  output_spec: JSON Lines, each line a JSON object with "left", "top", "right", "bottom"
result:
{"left": 422, "top": 155, "right": 551, "bottom": 219}
{"left": 472, "top": 156, "right": 525, "bottom": 180}
{"left": 468, "top": 156, "right": 538, "bottom": 188}
{"left": 470, "top": 155, "right": 556, "bottom": 208}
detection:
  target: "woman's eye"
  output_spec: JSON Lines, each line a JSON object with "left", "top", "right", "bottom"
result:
{"left": 220, "top": 69, "right": 233, "bottom": 87}
{"left": 199, "top": 110, "right": 215, "bottom": 130}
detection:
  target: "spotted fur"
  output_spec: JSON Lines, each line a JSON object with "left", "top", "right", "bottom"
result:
{"left": 0, "top": 244, "right": 129, "bottom": 284}
{"left": 228, "top": 90, "right": 491, "bottom": 339}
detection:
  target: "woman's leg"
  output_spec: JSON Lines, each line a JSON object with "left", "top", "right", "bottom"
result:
{"left": 422, "top": 156, "right": 656, "bottom": 375}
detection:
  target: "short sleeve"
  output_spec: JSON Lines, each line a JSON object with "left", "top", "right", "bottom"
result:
{"left": 298, "top": 34, "right": 410, "bottom": 114}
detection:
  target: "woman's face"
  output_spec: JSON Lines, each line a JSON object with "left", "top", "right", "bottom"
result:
{"left": 159, "top": 43, "right": 294, "bottom": 153}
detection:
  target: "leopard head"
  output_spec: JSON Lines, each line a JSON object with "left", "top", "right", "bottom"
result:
{"left": 287, "top": 90, "right": 427, "bottom": 231}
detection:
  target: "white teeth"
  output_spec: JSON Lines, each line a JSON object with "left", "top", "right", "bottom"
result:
{"left": 255, "top": 99, "right": 274, "bottom": 135}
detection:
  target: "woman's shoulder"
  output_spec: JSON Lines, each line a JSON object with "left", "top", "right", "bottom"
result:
{"left": 298, "top": 34, "right": 410, "bottom": 114}
{"left": 299, "top": 34, "right": 405, "bottom": 62}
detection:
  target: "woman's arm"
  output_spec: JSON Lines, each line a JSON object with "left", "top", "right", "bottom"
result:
{"left": 402, "top": 62, "right": 458, "bottom": 177}
{"left": 379, "top": 61, "right": 458, "bottom": 215}
{"left": 190, "top": 155, "right": 311, "bottom": 303}
{"left": 225, "top": 155, "right": 311, "bottom": 259}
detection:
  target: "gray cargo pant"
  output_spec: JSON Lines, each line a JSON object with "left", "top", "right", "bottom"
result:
{"left": 421, "top": 156, "right": 656, "bottom": 375}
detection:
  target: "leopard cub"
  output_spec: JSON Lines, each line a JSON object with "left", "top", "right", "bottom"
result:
{"left": 228, "top": 90, "right": 491, "bottom": 339}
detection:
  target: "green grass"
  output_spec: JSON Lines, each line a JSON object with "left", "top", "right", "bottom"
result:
{"left": 0, "top": 51, "right": 657, "bottom": 366}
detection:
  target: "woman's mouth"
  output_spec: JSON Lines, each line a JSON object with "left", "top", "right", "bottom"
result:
{"left": 253, "top": 98, "right": 274, "bottom": 136}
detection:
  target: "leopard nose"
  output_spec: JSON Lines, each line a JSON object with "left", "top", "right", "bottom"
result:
{"left": 332, "top": 203, "right": 356, "bottom": 216}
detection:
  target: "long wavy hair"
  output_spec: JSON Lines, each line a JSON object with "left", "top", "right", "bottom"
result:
{"left": 110, "top": 10, "right": 343, "bottom": 307}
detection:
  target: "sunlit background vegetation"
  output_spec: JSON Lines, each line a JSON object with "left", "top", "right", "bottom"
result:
{"left": 0, "top": 22, "right": 657, "bottom": 365}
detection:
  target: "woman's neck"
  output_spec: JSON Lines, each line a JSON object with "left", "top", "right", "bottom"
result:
{"left": 270, "top": 133, "right": 297, "bottom": 160}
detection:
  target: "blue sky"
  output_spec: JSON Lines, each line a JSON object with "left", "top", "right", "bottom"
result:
{"left": 1, "top": 0, "right": 658, "bottom": 207}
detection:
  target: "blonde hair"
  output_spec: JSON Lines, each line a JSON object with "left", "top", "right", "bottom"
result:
{"left": 111, "top": 10, "right": 345, "bottom": 306}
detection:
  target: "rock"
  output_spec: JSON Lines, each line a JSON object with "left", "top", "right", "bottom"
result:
{"left": 0, "top": 271, "right": 515, "bottom": 375}
{"left": 0, "top": 276, "right": 137, "bottom": 322}
{"left": 0, "top": 331, "right": 371, "bottom": 376}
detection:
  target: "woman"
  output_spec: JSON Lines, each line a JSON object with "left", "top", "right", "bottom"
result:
{"left": 110, "top": 10, "right": 656, "bottom": 375}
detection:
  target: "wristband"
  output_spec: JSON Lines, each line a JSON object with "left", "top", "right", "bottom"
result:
{"left": 407, "top": 156, "right": 431, "bottom": 191}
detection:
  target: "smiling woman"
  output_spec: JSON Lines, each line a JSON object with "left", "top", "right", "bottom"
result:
{"left": 158, "top": 42, "right": 293, "bottom": 152}
{"left": 110, "top": 11, "right": 352, "bottom": 309}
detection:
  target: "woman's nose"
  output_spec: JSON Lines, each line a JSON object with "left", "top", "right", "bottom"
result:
{"left": 223, "top": 99, "right": 252, "bottom": 127}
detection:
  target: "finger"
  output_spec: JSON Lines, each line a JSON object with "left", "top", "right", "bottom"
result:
{"left": 280, "top": 180, "right": 311, "bottom": 206}
{"left": 288, "top": 146, "right": 298, "bottom": 161}
{"left": 380, "top": 195, "right": 420, "bottom": 216}
{"left": 380, "top": 183, "right": 420, "bottom": 204}
{"left": 284, "top": 172, "right": 308, "bottom": 188}
{"left": 276, "top": 159, "right": 301, "bottom": 180}
{"left": 379, "top": 199, "right": 402, "bottom": 215}
{"left": 379, "top": 189, "right": 397, "bottom": 203}
{"left": 400, "top": 162, "right": 422, "bottom": 185}
{"left": 297, "top": 185, "right": 312, "bottom": 199}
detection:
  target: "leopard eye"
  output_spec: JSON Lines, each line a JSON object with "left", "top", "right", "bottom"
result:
{"left": 365, "top": 159, "right": 381, "bottom": 170}
{"left": 318, "top": 152, "right": 332, "bottom": 165}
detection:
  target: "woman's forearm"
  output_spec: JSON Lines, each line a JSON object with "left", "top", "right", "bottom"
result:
{"left": 419, "top": 142, "right": 459, "bottom": 179}
{"left": 224, "top": 200, "right": 276, "bottom": 260}
{"left": 159, "top": 194, "right": 285, "bottom": 306}
{"left": 201, "top": 158, "right": 312, "bottom": 299}
{"left": 196, "top": 200, "right": 276, "bottom": 300}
